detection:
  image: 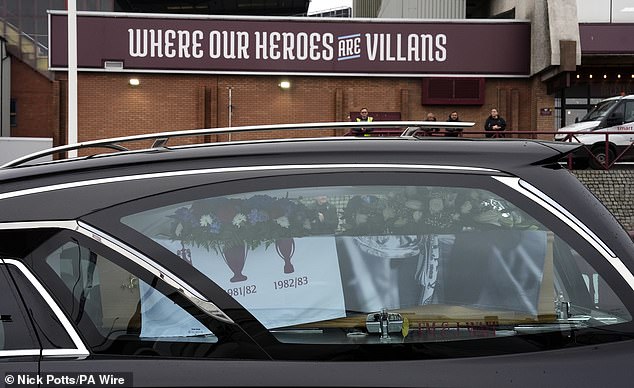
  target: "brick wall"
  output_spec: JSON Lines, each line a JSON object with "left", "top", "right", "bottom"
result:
{"left": 48, "top": 73, "right": 539, "bottom": 143}
{"left": 572, "top": 169, "right": 634, "bottom": 231}
{"left": 10, "top": 58, "right": 58, "bottom": 138}
{"left": 13, "top": 66, "right": 551, "bottom": 144}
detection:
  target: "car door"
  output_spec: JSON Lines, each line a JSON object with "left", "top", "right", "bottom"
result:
{"left": 14, "top": 228, "right": 270, "bottom": 387}
{"left": 0, "top": 260, "right": 40, "bottom": 383}
{"left": 83, "top": 168, "right": 634, "bottom": 385}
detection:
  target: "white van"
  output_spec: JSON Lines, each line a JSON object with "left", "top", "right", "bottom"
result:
{"left": 555, "top": 95, "right": 634, "bottom": 168}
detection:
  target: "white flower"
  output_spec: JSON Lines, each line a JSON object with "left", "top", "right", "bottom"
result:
{"left": 200, "top": 214, "right": 214, "bottom": 227}
{"left": 405, "top": 200, "right": 423, "bottom": 210}
{"left": 394, "top": 218, "right": 408, "bottom": 227}
{"left": 383, "top": 207, "right": 396, "bottom": 220}
{"left": 175, "top": 223, "right": 183, "bottom": 237}
{"left": 413, "top": 211, "right": 423, "bottom": 222}
{"left": 232, "top": 213, "right": 247, "bottom": 227}
{"left": 303, "top": 219, "right": 312, "bottom": 230}
{"left": 275, "top": 216, "right": 290, "bottom": 228}
{"left": 355, "top": 214, "right": 368, "bottom": 224}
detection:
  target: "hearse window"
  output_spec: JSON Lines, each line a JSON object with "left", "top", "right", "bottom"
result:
{"left": 38, "top": 240, "right": 220, "bottom": 356}
{"left": 0, "top": 263, "right": 39, "bottom": 352}
{"left": 122, "top": 184, "right": 631, "bottom": 344}
{"left": 5, "top": 262, "right": 75, "bottom": 350}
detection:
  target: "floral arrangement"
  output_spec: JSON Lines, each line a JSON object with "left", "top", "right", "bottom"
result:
{"left": 169, "top": 189, "right": 540, "bottom": 253}
{"left": 341, "top": 188, "right": 539, "bottom": 235}
{"left": 169, "top": 195, "right": 316, "bottom": 253}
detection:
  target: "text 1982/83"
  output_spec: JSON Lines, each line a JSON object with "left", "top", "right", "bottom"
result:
{"left": 274, "top": 276, "right": 309, "bottom": 290}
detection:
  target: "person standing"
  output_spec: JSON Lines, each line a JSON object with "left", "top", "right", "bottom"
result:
{"left": 353, "top": 107, "right": 374, "bottom": 136}
{"left": 445, "top": 111, "right": 462, "bottom": 137}
{"left": 420, "top": 112, "right": 438, "bottom": 136}
{"left": 484, "top": 108, "right": 507, "bottom": 138}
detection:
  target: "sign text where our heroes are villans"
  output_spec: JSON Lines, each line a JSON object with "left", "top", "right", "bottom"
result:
{"left": 127, "top": 28, "right": 448, "bottom": 63}
{"left": 50, "top": 14, "right": 530, "bottom": 74}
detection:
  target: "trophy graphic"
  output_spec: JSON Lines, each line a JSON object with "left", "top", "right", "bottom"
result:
{"left": 221, "top": 242, "right": 248, "bottom": 282}
{"left": 275, "top": 237, "right": 295, "bottom": 274}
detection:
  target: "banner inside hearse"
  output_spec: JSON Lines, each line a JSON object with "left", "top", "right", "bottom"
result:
{"left": 49, "top": 12, "right": 530, "bottom": 76}
{"left": 121, "top": 185, "right": 556, "bottom": 334}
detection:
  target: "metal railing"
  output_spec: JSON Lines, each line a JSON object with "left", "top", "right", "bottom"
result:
{"left": 2, "top": 121, "right": 473, "bottom": 168}
{"left": 4, "top": 120, "right": 633, "bottom": 171}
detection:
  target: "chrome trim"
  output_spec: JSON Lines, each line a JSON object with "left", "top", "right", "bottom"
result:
{"left": 0, "top": 349, "right": 40, "bottom": 357}
{"left": 512, "top": 178, "right": 615, "bottom": 257}
{"left": 0, "top": 220, "right": 79, "bottom": 231}
{"left": 494, "top": 176, "right": 634, "bottom": 291}
{"left": 3, "top": 259, "right": 90, "bottom": 357}
{"left": 0, "top": 164, "right": 500, "bottom": 201}
{"left": 0, "top": 220, "right": 234, "bottom": 324}
{"left": 76, "top": 222, "right": 233, "bottom": 324}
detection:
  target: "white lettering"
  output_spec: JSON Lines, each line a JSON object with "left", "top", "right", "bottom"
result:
{"left": 296, "top": 32, "right": 308, "bottom": 60}
{"left": 164, "top": 30, "right": 176, "bottom": 58}
{"left": 150, "top": 29, "right": 163, "bottom": 57}
{"left": 366, "top": 33, "right": 379, "bottom": 60}
{"left": 282, "top": 32, "right": 295, "bottom": 60}
{"left": 177, "top": 30, "right": 191, "bottom": 58}
{"left": 255, "top": 31, "right": 267, "bottom": 59}
{"left": 322, "top": 33, "right": 334, "bottom": 60}
{"left": 269, "top": 32, "right": 281, "bottom": 60}
{"left": 396, "top": 34, "right": 406, "bottom": 61}
{"left": 407, "top": 34, "right": 420, "bottom": 61}
{"left": 365, "top": 32, "right": 447, "bottom": 62}
{"left": 192, "top": 30, "right": 203, "bottom": 58}
{"left": 209, "top": 31, "right": 221, "bottom": 58}
{"left": 133, "top": 29, "right": 208, "bottom": 59}
{"left": 128, "top": 28, "right": 147, "bottom": 57}
{"left": 223, "top": 30, "right": 237, "bottom": 59}
{"left": 237, "top": 31, "right": 250, "bottom": 59}
{"left": 309, "top": 33, "right": 320, "bottom": 60}
{"left": 385, "top": 34, "right": 395, "bottom": 61}
{"left": 209, "top": 31, "right": 249, "bottom": 59}
{"left": 435, "top": 34, "right": 447, "bottom": 61}
{"left": 420, "top": 34, "right": 433, "bottom": 61}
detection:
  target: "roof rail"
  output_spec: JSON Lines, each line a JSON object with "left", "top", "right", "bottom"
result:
{"left": 2, "top": 121, "right": 475, "bottom": 168}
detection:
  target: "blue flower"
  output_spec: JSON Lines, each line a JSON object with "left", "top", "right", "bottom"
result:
{"left": 248, "top": 209, "right": 269, "bottom": 224}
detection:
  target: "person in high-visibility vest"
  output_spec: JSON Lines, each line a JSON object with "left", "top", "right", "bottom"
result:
{"left": 353, "top": 107, "right": 374, "bottom": 136}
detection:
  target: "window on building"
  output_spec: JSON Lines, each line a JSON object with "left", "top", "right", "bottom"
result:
{"left": 422, "top": 78, "right": 485, "bottom": 105}
{"left": 10, "top": 99, "right": 16, "bottom": 127}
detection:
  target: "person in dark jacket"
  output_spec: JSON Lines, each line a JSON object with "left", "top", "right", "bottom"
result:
{"left": 484, "top": 108, "right": 507, "bottom": 138}
{"left": 445, "top": 111, "right": 462, "bottom": 137}
{"left": 418, "top": 112, "right": 439, "bottom": 136}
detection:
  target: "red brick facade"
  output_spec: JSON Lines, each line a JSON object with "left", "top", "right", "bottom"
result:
{"left": 15, "top": 65, "right": 556, "bottom": 145}
{"left": 10, "top": 58, "right": 59, "bottom": 139}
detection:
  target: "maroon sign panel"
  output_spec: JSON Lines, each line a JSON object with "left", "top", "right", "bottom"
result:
{"left": 580, "top": 23, "right": 634, "bottom": 54}
{"left": 50, "top": 13, "right": 530, "bottom": 76}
